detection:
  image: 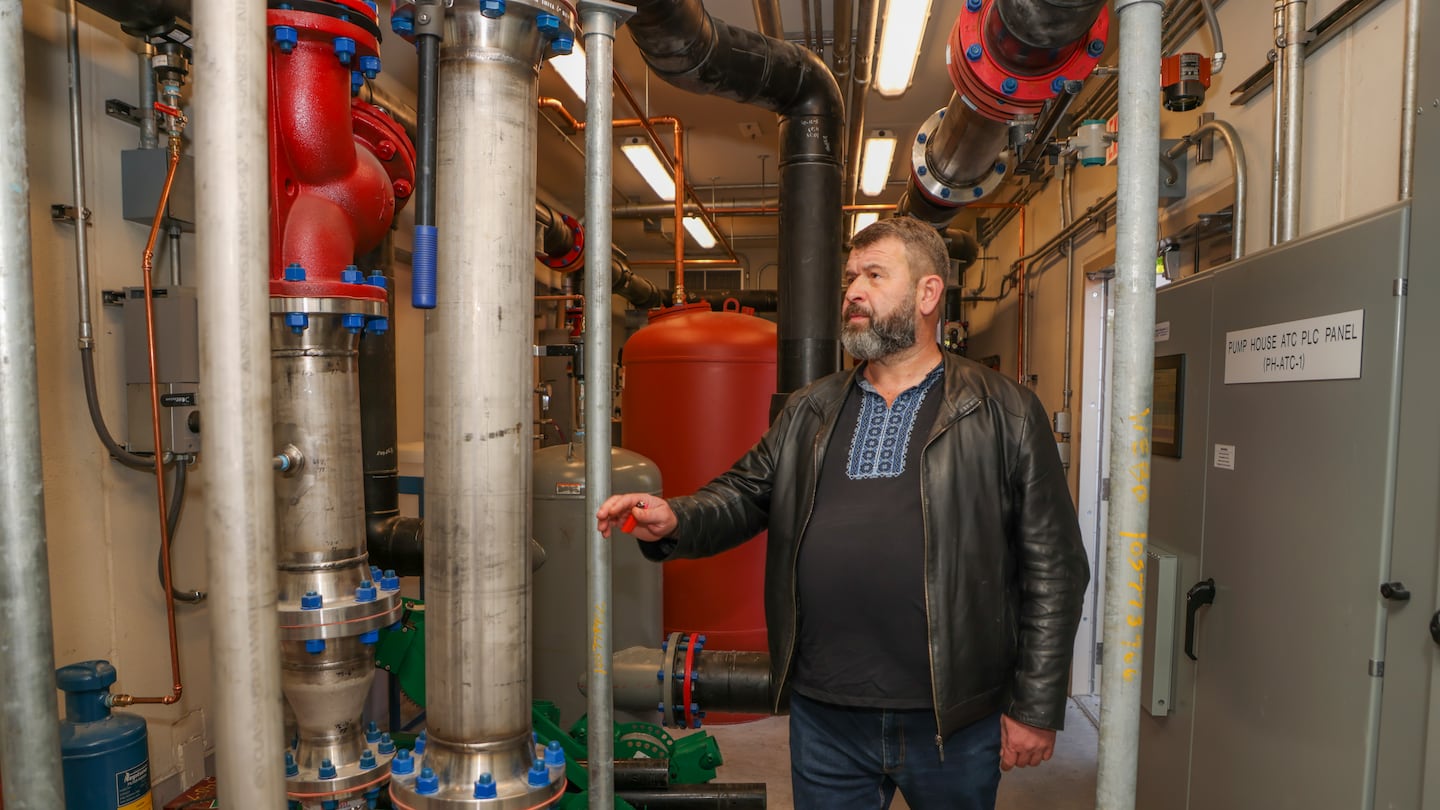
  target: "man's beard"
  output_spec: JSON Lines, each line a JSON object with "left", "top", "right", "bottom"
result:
{"left": 841, "top": 299, "right": 918, "bottom": 361}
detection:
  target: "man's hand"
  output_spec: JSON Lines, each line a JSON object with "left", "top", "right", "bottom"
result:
{"left": 596, "top": 494, "right": 677, "bottom": 541}
{"left": 999, "top": 714, "right": 1056, "bottom": 770}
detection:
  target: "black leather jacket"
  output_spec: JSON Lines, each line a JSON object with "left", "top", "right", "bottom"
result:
{"left": 644, "top": 352, "right": 1090, "bottom": 739}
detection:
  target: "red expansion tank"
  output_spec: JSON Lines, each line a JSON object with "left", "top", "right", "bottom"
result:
{"left": 621, "top": 302, "right": 777, "bottom": 654}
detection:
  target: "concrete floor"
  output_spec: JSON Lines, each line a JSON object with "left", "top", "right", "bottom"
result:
{"left": 689, "top": 698, "right": 1099, "bottom": 810}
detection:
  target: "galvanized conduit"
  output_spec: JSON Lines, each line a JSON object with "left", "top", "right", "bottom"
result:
{"left": 1272, "top": 0, "right": 1307, "bottom": 244}
{"left": 1094, "top": 0, "right": 1162, "bottom": 807}
{"left": 581, "top": 3, "right": 632, "bottom": 808}
{"left": 0, "top": 4, "right": 68, "bottom": 806}
{"left": 627, "top": 0, "right": 844, "bottom": 395}
{"left": 1164, "top": 118, "right": 1247, "bottom": 260}
{"left": 842, "top": 0, "right": 879, "bottom": 207}
{"left": 193, "top": 0, "right": 288, "bottom": 804}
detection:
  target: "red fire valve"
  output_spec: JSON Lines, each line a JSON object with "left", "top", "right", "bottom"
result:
{"left": 267, "top": 0, "right": 416, "bottom": 302}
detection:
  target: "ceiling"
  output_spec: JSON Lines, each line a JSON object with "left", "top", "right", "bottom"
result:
{"left": 375, "top": 0, "right": 1119, "bottom": 275}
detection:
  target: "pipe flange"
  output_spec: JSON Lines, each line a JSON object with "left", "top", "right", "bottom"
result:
{"left": 538, "top": 213, "right": 584, "bottom": 272}
{"left": 946, "top": 0, "right": 1109, "bottom": 121}
{"left": 389, "top": 735, "right": 566, "bottom": 809}
{"left": 287, "top": 755, "right": 393, "bottom": 802}
{"left": 268, "top": 0, "right": 384, "bottom": 60}
{"left": 911, "top": 107, "right": 1013, "bottom": 206}
{"left": 268, "top": 297, "right": 388, "bottom": 317}
{"left": 279, "top": 588, "right": 403, "bottom": 641}
{"left": 456, "top": 0, "right": 579, "bottom": 62}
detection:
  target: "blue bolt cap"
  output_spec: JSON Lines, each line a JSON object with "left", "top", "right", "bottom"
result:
{"left": 285, "top": 751, "right": 299, "bottom": 777}
{"left": 966, "top": 44, "right": 982, "bottom": 62}
{"left": 285, "top": 312, "right": 309, "bottom": 333}
{"left": 381, "top": 570, "right": 401, "bottom": 591}
{"left": 283, "top": 262, "right": 306, "bottom": 281}
{"left": 416, "top": 767, "right": 440, "bottom": 795}
{"left": 965, "top": 0, "right": 981, "bottom": 10}
{"left": 341, "top": 265, "right": 364, "bottom": 284}
{"left": 416, "top": 730, "right": 428, "bottom": 754}
{"left": 545, "top": 740, "right": 566, "bottom": 767}
{"left": 475, "top": 774, "right": 498, "bottom": 799}
{"left": 378, "top": 733, "right": 396, "bottom": 755}
{"left": 972, "top": 186, "right": 985, "bottom": 198}
{"left": 367, "top": 317, "right": 389, "bottom": 335}
{"left": 657, "top": 669, "right": 665, "bottom": 682}
{"left": 305, "top": 638, "right": 326, "bottom": 654}
{"left": 551, "top": 37, "right": 575, "bottom": 56}
{"left": 917, "top": 166, "right": 927, "bottom": 176}
{"left": 360, "top": 749, "right": 377, "bottom": 770}
{"left": 536, "top": 13, "right": 560, "bottom": 34}
{"left": 360, "top": 629, "right": 380, "bottom": 645}
{"left": 334, "top": 37, "right": 356, "bottom": 66}
{"left": 994, "top": 162, "right": 1007, "bottom": 174}
{"left": 367, "top": 274, "right": 388, "bottom": 289}
{"left": 917, "top": 132, "right": 927, "bottom": 144}
{"left": 1088, "top": 39, "right": 1105, "bottom": 57}
{"left": 1001, "top": 77, "right": 1018, "bottom": 95}
{"left": 366, "top": 721, "right": 382, "bottom": 743}
{"left": 371, "top": 565, "right": 383, "bottom": 581}
{"left": 528, "top": 758, "right": 549, "bottom": 787}
{"left": 389, "top": 747, "right": 412, "bottom": 773}
{"left": 351, "top": 71, "right": 363, "bottom": 96}
{"left": 342, "top": 313, "right": 367, "bottom": 334}
{"left": 480, "top": 0, "right": 505, "bottom": 17}
{"left": 389, "top": 621, "right": 402, "bottom": 631}
{"left": 301, "top": 591, "right": 322, "bottom": 610}
{"left": 322, "top": 801, "right": 338, "bottom": 810}
{"left": 359, "top": 55, "right": 382, "bottom": 79}
{"left": 356, "top": 580, "right": 377, "bottom": 603}
{"left": 319, "top": 758, "right": 338, "bottom": 779}
{"left": 274, "top": 26, "right": 298, "bottom": 53}
{"left": 1051, "top": 76, "right": 1067, "bottom": 93}
{"left": 941, "top": 188, "right": 952, "bottom": 199}
{"left": 392, "top": 14, "right": 414, "bottom": 35}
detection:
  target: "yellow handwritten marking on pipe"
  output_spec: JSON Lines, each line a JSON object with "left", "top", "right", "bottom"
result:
{"left": 1120, "top": 531, "right": 1148, "bottom": 539}
{"left": 592, "top": 602, "right": 609, "bottom": 674}
{"left": 1123, "top": 668, "right": 1137, "bottom": 681}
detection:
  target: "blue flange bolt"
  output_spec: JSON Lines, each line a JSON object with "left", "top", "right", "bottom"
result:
{"left": 390, "top": 747, "right": 413, "bottom": 774}
{"left": 527, "top": 758, "right": 550, "bottom": 787}
{"left": 480, "top": 0, "right": 505, "bottom": 17}
{"left": 416, "top": 767, "right": 440, "bottom": 795}
{"left": 475, "top": 774, "right": 498, "bottom": 799}
{"left": 274, "top": 26, "right": 298, "bottom": 54}
{"left": 285, "top": 313, "right": 309, "bottom": 334}
{"left": 283, "top": 262, "right": 306, "bottom": 282}
{"left": 552, "top": 36, "right": 575, "bottom": 55}
{"left": 966, "top": 44, "right": 982, "bottom": 62}
{"left": 334, "top": 37, "right": 356, "bottom": 66}
{"left": 965, "top": 0, "right": 982, "bottom": 11}
{"left": 1001, "top": 77, "right": 1018, "bottom": 96}
{"left": 1088, "top": 39, "right": 1105, "bottom": 57}
{"left": 359, "top": 55, "right": 382, "bottom": 79}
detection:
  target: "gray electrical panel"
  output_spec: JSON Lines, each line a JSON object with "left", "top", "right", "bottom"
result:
{"left": 122, "top": 285, "right": 200, "bottom": 455}
{"left": 1138, "top": 203, "right": 1440, "bottom": 808}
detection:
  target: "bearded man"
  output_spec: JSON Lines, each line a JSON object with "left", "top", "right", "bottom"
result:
{"left": 598, "top": 216, "right": 1090, "bottom": 810}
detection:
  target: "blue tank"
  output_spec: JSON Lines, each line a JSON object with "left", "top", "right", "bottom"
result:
{"left": 57, "top": 660, "right": 153, "bottom": 810}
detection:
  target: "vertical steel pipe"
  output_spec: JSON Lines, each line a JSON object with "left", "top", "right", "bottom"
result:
{"left": 0, "top": 5, "right": 67, "bottom": 807}
{"left": 193, "top": 0, "right": 287, "bottom": 805}
{"left": 581, "top": 2, "right": 633, "bottom": 808}
{"left": 842, "top": 0, "right": 878, "bottom": 205}
{"left": 66, "top": 0, "right": 94, "bottom": 349}
{"left": 398, "top": 1, "right": 572, "bottom": 804}
{"left": 1094, "top": 0, "right": 1161, "bottom": 808}
{"left": 1398, "top": 0, "right": 1419, "bottom": 200}
{"left": 1276, "top": 0, "right": 1306, "bottom": 242}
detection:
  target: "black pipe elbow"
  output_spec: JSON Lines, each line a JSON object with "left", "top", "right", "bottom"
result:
{"left": 366, "top": 512, "right": 424, "bottom": 578}
{"left": 994, "top": 0, "right": 1108, "bottom": 50}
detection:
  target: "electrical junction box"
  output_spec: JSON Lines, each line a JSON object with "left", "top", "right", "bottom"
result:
{"left": 121, "top": 148, "right": 195, "bottom": 232}
{"left": 122, "top": 286, "right": 200, "bottom": 455}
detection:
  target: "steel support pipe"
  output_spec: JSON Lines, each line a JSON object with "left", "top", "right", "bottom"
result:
{"left": 396, "top": 1, "right": 575, "bottom": 806}
{"left": 1094, "top": 0, "right": 1162, "bottom": 808}
{"left": 627, "top": 0, "right": 844, "bottom": 396}
{"left": 1273, "top": 0, "right": 1307, "bottom": 243}
{"left": 0, "top": 5, "right": 67, "bottom": 807}
{"left": 581, "top": 3, "right": 634, "bottom": 808}
{"left": 615, "top": 785, "right": 768, "bottom": 809}
{"left": 193, "top": 0, "right": 288, "bottom": 805}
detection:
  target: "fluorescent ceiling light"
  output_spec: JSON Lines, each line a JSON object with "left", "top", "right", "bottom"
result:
{"left": 682, "top": 216, "right": 717, "bottom": 249}
{"left": 874, "top": 0, "right": 934, "bottom": 97}
{"left": 859, "top": 130, "right": 897, "bottom": 196}
{"left": 851, "top": 211, "right": 879, "bottom": 238}
{"left": 548, "top": 44, "right": 588, "bottom": 102}
{"left": 620, "top": 136, "right": 677, "bottom": 201}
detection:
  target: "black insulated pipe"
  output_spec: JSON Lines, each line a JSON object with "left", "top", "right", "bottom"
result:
{"left": 627, "top": 0, "right": 844, "bottom": 398}
{"left": 358, "top": 238, "right": 424, "bottom": 577}
{"left": 693, "top": 650, "right": 774, "bottom": 715}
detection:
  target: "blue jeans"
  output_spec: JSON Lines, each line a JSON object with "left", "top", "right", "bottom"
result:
{"left": 789, "top": 692, "right": 1002, "bottom": 810}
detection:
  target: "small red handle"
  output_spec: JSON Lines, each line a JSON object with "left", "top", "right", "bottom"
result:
{"left": 621, "top": 513, "right": 638, "bottom": 533}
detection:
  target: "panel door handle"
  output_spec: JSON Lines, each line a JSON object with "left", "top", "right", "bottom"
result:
{"left": 1185, "top": 578, "right": 1216, "bottom": 661}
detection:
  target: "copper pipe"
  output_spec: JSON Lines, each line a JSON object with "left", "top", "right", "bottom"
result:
{"left": 539, "top": 96, "right": 582, "bottom": 133}
{"left": 535, "top": 294, "right": 585, "bottom": 302}
{"left": 113, "top": 126, "right": 186, "bottom": 708}
{"left": 629, "top": 258, "right": 741, "bottom": 267}
{"left": 609, "top": 77, "right": 743, "bottom": 269}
